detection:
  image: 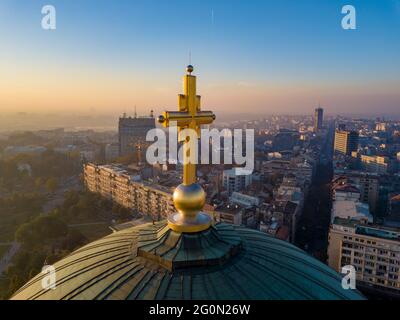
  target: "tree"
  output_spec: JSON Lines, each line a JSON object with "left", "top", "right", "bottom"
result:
{"left": 112, "top": 203, "right": 132, "bottom": 221}
{"left": 62, "top": 190, "right": 80, "bottom": 209}
{"left": 15, "top": 216, "right": 68, "bottom": 247}
{"left": 61, "top": 229, "right": 87, "bottom": 251}
{"left": 45, "top": 177, "right": 58, "bottom": 193}
{"left": 34, "top": 177, "right": 43, "bottom": 188}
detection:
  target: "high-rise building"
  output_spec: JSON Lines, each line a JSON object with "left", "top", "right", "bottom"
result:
{"left": 223, "top": 168, "right": 252, "bottom": 195}
{"left": 12, "top": 66, "right": 364, "bottom": 301}
{"left": 328, "top": 217, "right": 400, "bottom": 298}
{"left": 334, "top": 130, "right": 359, "bottom": 155}
{"left": 118, "top": 111, "right": 155, "bottom": 157}
{"left": 314, "top": 107, "right": 324, "bottom": 132}
{"left": 332, "top": 172, "right": 380, "bottom": 214}
{"left": 360, "top": 155, "right": 391, "bottom": 174}
{"left": 376, "top": 122, "right": 387, "bottom": 132}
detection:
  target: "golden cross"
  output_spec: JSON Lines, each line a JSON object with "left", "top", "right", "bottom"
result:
{"left": 158, "top": 65, "right": 215, "bottom": 186}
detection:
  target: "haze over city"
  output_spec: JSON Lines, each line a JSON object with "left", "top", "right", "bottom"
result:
{"left": 1, "top": 0, "right": 400, "bottom": 117}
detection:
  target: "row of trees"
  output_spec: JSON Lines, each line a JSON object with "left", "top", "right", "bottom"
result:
{"left": 0, "top": 132, "right": 46, "bottom": 149}
{"left": 0, "top": 132, "right": 84, "bottom": 298}
{"left": 52, "top": 190, "right": 132, "bottom": 224}
{"left": 2, "top": 215, "right": 87, "bottom": 299}
{"left": 0, "top": 192, "right": 46, "bottom": 243}
{"left": 1, "top": 189, "right": 133, "bottom": 299}
{"left": 0, "top": 149, "right": 81, "bottom": 193}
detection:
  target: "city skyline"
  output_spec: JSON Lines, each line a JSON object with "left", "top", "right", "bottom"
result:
{"left": 1, "top": 0, "right": 399, "bottom": 116}
{"left": 2, "top": 0, "right": 400, "bottom": 304}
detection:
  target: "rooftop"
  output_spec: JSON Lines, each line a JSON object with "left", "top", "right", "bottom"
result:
{"left": 334, "top": 184, "right": 360, "bottom": 193}
{"left": 333, "top": 217, "right": 400, "bottom": 242}
{"left": 12, "top": 221, "right": 365, "bottom": 300}
{"left": 331, "top": 200, "right": 373, "bottom": 223}
{"left": 272, "top": 201, "right": 298, "bottom": 216}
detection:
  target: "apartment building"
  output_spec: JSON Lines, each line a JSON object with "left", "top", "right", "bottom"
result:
{"left": 328, "top": 218, "right": 400, "bottom": 297}
{"left": 222, "top": 168, "right": 252, "bottom": 195}
{"left": 215, "top": 206, "right": 244, "bottom": 225}
{"left": 360, "top": 155, "right": 390, "bottom": 174}
{"left": 84, "top": 163, "right": 175, "bottom": 221}
{"left": 333, "top": 172, "right": 380, "bottom": 214}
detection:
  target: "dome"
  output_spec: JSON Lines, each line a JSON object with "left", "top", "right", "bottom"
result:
{"left": 11, "top": 221, "right": 364, "bottom": 300}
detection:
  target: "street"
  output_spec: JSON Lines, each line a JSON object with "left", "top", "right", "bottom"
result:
{"left": 42, "top": 175, "right": 81, "bottom": 214}
{"left": 0, "top": 242, "right": 20, "bottom": 276}
{"left": 294, "top": 121, "right": 335, "bottom": 261}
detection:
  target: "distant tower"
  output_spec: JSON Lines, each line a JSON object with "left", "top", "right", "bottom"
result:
{"left": 118, "top": 111, "right": 156, "bottom": 157}
{"left": 314, "top": 106, "right": 324, "bottom": 132}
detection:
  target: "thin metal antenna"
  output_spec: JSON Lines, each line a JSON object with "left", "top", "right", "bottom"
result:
{"left": 189, "top": 50, "right": 192, "bottom": 65}
{"left": 134, "top": 105, "right": 137, "bottom": 118}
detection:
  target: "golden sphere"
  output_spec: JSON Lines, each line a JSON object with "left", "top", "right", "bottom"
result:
{"left": 158, "top": 115, "right": 166, "bottom": 124}
{"left": 173, "top": 183, "right": 205, "bottom": 217}
{"left": 186, "top": 65, "right": 194, "bottom": 74}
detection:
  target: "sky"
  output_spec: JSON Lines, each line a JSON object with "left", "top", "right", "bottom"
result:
{"left": 0, "top": 0, "right": 399, "bottom": 117}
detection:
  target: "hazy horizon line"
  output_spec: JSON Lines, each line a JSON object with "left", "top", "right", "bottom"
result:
{"left": 1, "top": 110, "right": 399, "bottom": 118}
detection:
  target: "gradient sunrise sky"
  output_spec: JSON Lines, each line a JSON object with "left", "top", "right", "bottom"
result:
{"left": 0, "top": 0, "right": 399, "bottom": 116}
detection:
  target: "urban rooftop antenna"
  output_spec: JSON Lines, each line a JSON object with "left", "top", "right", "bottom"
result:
{"left": 189, "top": 50, "right": 192, "bottom": 67}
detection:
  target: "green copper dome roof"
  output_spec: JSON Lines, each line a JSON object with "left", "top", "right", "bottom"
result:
{"left": 11, "top": 222, "right": 364, "bottom": 300}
